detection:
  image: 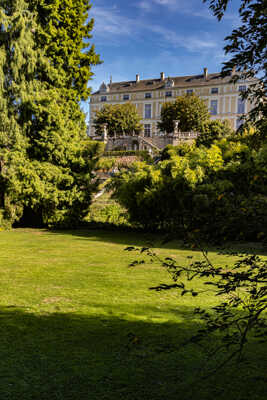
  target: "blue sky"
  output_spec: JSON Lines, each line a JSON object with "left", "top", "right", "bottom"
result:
{"left": 83, "top": 0, "right": 241, "bottom": 120}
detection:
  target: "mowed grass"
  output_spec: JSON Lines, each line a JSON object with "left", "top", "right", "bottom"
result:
{"left": 0, "top": 229, "right": 266, "bottom": 400}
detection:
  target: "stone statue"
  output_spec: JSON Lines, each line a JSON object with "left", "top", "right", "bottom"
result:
{"left": 173, "top": 120, "right": 180, "bottom": 134}
{"left": 102, "top": 123, "right": 108, "bottom": 142}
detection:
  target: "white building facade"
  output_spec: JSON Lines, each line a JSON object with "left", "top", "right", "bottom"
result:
{"left": 89, "top": 68, "right": 257, "bottom": 137}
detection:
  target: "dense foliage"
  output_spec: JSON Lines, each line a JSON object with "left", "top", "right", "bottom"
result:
{"left": 204, "top": 0, "right": 267, "bottom": 121}
{"left": 0, "top": 0, "right": 103, "bottom": 228}
{"left": 93, "top": 103, "right": 143, "bottom": 137}
{"left": 196, "top": 120, "right": 234, "bottom": 147}
{"left": 27, "top": 0, "right": 101, "bottom": 101}
{"left": 157, "top": 94, "right": 210, "bottom": 133}
{"left": 111, "top": 127, "right": 267, "bottom": 240}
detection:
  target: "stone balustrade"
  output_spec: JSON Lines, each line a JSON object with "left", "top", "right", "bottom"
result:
{"left": 91, "top": 131, "right": 200, "bottom": 153}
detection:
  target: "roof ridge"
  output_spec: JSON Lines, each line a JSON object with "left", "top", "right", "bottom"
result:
{"left": 109, "top": 72, "right": 222, "bottom": 86}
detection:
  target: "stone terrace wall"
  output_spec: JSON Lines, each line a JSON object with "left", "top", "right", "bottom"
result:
{"left": 91, "top": 132, "right": 199, "bottom": 152}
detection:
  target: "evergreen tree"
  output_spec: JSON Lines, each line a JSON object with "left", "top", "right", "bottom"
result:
{"left": 0, "top": 0, "right": 36, "bottom": 223}
{"left": 27, "top": 0, "right": 102, "bottom": 101}
{"left": 0, "top": 0, "right": 103, "bottom": 227}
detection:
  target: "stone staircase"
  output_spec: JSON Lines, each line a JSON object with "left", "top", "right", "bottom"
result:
{"left": 92, "top": 131, "right": 199, "bottom": 154}
{"left": 138, "top": 136, "right": 161, "bottom": 152}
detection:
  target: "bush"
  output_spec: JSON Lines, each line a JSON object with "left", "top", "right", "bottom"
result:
{"left": 196, "top": 120, "right": 233, "bottom": 147}
{"left": 0, "top": 209, "right": 12, "bottom": 230}
{"left": 111, "top": 132, "right": 267, "bottom": 240}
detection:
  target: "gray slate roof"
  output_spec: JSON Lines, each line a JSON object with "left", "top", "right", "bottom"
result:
{"left": 93, "top": 73, "right": 238, "bottom": 95}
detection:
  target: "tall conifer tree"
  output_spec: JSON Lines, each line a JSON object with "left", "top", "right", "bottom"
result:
{"left": 0, "top": 0, "right": 103, "bottom": 227}
{"left": 27, "top": 0, "right": 101, "bottom": 101}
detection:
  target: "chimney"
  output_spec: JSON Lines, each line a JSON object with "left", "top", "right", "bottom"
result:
{"left": 160, "top": 72, "right": 165, "bottom": 81}
{"left": 136, "top": 74, "right": 140, "bottom": 83}
{"left": 203, "top": 67, "right": 208, "bottom": 80}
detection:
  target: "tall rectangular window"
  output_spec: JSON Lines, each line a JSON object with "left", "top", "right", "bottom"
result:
{"left": 165, "top": 91, "right": 172, "bottom": 97}
{"left": 145, "top": 104, "right": 152, "bottom": 119}
{"left": 145, "top": 93, "right": 152, "bottom": 98}
{"left": 237, "top": 97, "right": 245, "bottom": 114}
{"left": 210, "top": 100, "right": 218, "bottom": 115}
{"left": 211, "top": 87, "right": 218, "bottom": 94}
{"left": 123, "top": 94, "right": 129, "bottom": 100}
{"left": 186, "top": 89, "right": 193, "bottom": 95}
{"left": 101, "top": 96, "right": 107, "bottom": 102}
{"left": 144, "top": 124, "right": 151, "bottom": 137}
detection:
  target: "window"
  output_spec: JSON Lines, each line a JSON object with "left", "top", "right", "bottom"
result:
{"left": 101, "top": 96, "right": 107, "bottom": 102}
{"left": 211, "top": 87, "right": 218, "bottom": 94}
{"left": 145, "top": 93, "right": 152, "bottom": 98}
{"left": 237, "top": 97, "right": 245, "bottom": 114}
{"left": 145, "top": 104, "right": 152, "bottom": 119}
{"left": 186, "top": 89, "right": 193, "bottom": 95}
{"left": 144, "top": 124, "right": 151, "bottom": 137}
{"left": 123, "top": 94, "right": 129, "bottom": 100}
{"left": 165, "top": 91, "right": 172, "bottom": 97}
{"left": 210, "top": 100, "right": 218, "bottom": 115}
{"left": 238, "top": 85, "right": 246, "bottom": 92}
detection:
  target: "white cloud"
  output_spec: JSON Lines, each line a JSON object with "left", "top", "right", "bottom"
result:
{"left": 90, "top": 6, "right": 135, "bottom": 38}
{"left": 136, "top": 0, "right": 179, "bottom": 12}
{"left": 153, "top": 0, "right": 178, "bottom": 7}
{"left": 136, "top": 0, "right": 215, "bottom": 18}
{"left": 138, "top": 1, "right": 152, "bottom": 12}
{"left": 147, "top": 24, "right": 217, "bottom": 52}
{"left": 90, "top": 4, "right": 221, "bottom": 55}
{"left": 136, "top": 0, "right": 240, "bottom": 23}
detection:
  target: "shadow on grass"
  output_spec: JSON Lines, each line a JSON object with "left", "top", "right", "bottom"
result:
{"left": 48, "top": 228, "right": 267, "bottom": 256}
{"left": 0, "top": 306, "right": 266, "bottom": 400}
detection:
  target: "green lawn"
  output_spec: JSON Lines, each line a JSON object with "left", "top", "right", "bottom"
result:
{"left": 0, "top": 229, "right": 266, "bottom": 400}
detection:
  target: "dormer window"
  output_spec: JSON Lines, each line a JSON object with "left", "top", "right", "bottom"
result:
{"left": 99, "top": 82, "right": 109, "bottom": 93}
{"left": 165, "top": 79, "right": 174, "bottom": 88}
